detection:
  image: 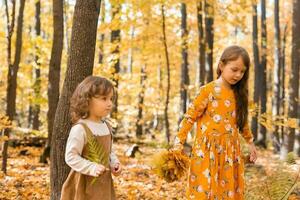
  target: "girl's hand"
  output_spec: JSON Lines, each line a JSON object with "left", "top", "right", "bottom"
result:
{"left": 95, "top": 164, "right": 109, "bottom": 177}
{"left": 248, "top": 142, "right": 258, "bottom": 163}
{"left": 111, "top": 163, "right": 122, "bottom": 176}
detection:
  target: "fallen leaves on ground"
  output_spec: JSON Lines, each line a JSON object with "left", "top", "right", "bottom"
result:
{"left": 0, "top": 142, "right": 299, "bottom": 199}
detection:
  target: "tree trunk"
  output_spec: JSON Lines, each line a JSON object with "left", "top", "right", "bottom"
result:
{"left": 40, "top": 0, "right": 64, "bottom": 164}
{"left": 2, "top": 0, "right": 25, "bottom": 174}
{"left": 32, "top": 0, "right": 41, "bottom": 130}
{"left": 98, "top": 0, "right": 105, "bottom": 64}
{"left": 204, "top": 0, "right": 214, "bottom": 82}
{"left": 251, "top": 1, "right": 260, "bottom": 141}
{"left": 127, "top": 26, "right": 134, "bottom": 74}
{"left": 161, "top": 4, "right": 170, "bottom": 144}
{"left": 110, "top": 2, "right": 121, "bottom": 121}
{"left": 136, "top": 65, "right": 146, "bottom": 138}
{"left": 197, "top": 0, "right": 205, "bottom": 86}
{"left": 179, "top": 2, "right": 189, "bottom": 125}
{"left": 50, "top": 0, "right": 101, "bottom": 199}
{"left": 280, "top": 25, "right": 287, "bottom": 144}
{"left": 272, "top": 0, "right": 281, "bottom": 153}
{"left": 257, "top": 0, "right": 267, "bottom": 148}
{"left": 281, "top": 0, "right": 300, "bottom": 160}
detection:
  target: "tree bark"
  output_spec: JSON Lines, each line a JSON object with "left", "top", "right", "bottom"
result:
{"left": 281, "top": 0, "right": 300, "bottom": 159}
{"left": 257, "top": 0, "right": 267, "bottom": 148}
{"left": 272, "top": 0, "right": 282, "bottom": 153}
{"left": 136, "top": 65, "right": 146, "bottom": 137}
{"left": 2, "top": 0, "right": 25, "bottom": 174}
{"left": 50, "top": 0, "right": 101, "bottom": 199}
{"left": 197, "top": 0, "right": 205, "bottom": 86}
{"left": 110, "top": 2, "right": 121, "bottom": 121}
{"left": 204, "top": 0, "right": 214, "bottom": 82}
{"left": 40, "top": 0, "right": 64, "bottom": 164}
{"left": 179, "top": 3, "right": 189, "bottom": 124}
{"left": 32, "top": 0, "right": 41, "bottom": 130}
{"left": 98, "top": 0, "right": 105, "bottom": 64}
{"left": 161, "top": 4, "right": 170, "bottom": 144}
{"left": 251, "top": 1, "right": 260, "bottom": 141}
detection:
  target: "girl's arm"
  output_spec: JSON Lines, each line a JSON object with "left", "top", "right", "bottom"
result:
{"left": 175, "top": 86, "right": 209, "bottom": 146}
{"left": 65, "top": 124, "right": 100, "bottom": 177}
{"left": 241, "top": 122, "right": 254, "bottom": 144}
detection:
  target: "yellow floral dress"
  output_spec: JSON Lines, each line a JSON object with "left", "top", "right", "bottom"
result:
{"left": 176, "top": 80, "right": 253, "bottom": 200}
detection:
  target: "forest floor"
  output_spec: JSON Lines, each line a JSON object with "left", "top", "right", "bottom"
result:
{"left": 0, "top": 140, "right": 299, "bottom": 200}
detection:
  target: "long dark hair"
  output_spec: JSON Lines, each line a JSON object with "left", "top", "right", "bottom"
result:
{"left": 216, "top": 45, "right": 250, "bottom": 132}
{"left": 70, "top": 76, "right": 115, "bottom": 123}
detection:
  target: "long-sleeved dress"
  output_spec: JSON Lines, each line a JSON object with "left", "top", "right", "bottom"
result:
{"left": 175, "top": 80, "right": 253, "bottom": 200}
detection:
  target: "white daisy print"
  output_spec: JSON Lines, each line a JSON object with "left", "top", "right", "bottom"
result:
{"left": 208, "top": 93, "right": 214, "bottom": 101}
{"left": 228, "top": 191, "right": 234, "bottom": 197}
{"left": 196, "top": 185, "right": 204, "bottom": 193}
{"left": 225, "top": 124, "right": 232, "bottom": 131}
{"left": 210, "top": 152, "right": 215, "bottom": 161}
{"left": 224, "top": 118, "right": 230, "bottom": 123}
{"left": 224, "top": 99, "right": 231, "bottom": 107}
{"left": 217, "top": 145, "right": 223, "bottom": 154}
{"left": 226, "top": 156, "right": 233, "bottom": 166}
{"left": 203, "top": 169, "right": 211, "bottom": 183}
{"left": 213, "top": 114, "right": 222, "bottom": 123}
{"left": 214, "top": 174, "right": 218, "bottom": 182}
{"left": 212, "top": 100, "right": 218, "bottom": 107}
{"left": 190, "top": 174, "right": 196, "bottom": 182}
{"left": 214, "top": 85, "right": 221, "bottom": 94}
{"left": 196, "top": 149, "right": 204, "bottom": 158}
{"left": 221, "top": 180, "right": 226, "bottom": 187}
{"left": 201, "top": 124, "right": 207, "bottom": 132}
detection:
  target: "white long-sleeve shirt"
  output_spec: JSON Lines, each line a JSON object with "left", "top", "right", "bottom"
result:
{"left": 65, "top": 119, "right": 120, "bottom": 177}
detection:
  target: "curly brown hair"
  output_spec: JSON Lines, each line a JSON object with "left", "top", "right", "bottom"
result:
{"left": 70, "top": 76, "right": 115, "bottom": 123}
{"left": 216, "top": 45, "right": 250, "bottom": 132}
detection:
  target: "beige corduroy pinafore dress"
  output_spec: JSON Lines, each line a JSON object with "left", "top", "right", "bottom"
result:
{"left": 61, "top": 122, "right": 116, "bottom": 200}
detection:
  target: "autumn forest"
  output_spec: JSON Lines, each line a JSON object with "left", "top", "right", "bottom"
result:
{"left": 0, "top": 0, "right": 300, "bottom": 199}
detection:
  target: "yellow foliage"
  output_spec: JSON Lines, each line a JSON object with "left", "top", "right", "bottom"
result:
{"left": 149, "top": 149, "right": 190, "bottom": 182}
{"left": 0, "top": 115, "right": 12, "bottom": 130}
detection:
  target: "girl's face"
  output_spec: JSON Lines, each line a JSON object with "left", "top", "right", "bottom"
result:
{"left": 88, "top": 90, "right": 113, "bottom": 120}
{"left": 219, "top": 56, "right": 246, "bottom": 85}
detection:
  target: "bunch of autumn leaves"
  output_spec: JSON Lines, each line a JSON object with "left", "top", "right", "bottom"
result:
{"left": 150, "top": 149, "right": 190, "bottom": 182}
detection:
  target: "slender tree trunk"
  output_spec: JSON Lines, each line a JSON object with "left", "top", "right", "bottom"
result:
{"left": 110, "top": 2, "right": 121, "bottom": 121}
{"left": 154, "top": 63, "right": 163, "bottom": 132}
{"left": 28, "top": 104, "right": 33, "bottom": 128}
{"left": 136, "top": 65, "right": 146, "bottom": 138}
{"left": 257, "top": 0, "right": 267, "bottom": 148}
{"left": 32, "top": 0, "right": 41, "bottom": 130}
{"left": 127, "top": 26, "right": 134, "bottom": 74}
{"left": 272, "top": 0, "right": 281, "bottom": 153}
{"left": 179, "top": 3, "right": 189, "bottom": 125}
{"left": 50, "top": 1, "right": 101, "bottom": 199}
{"left": 281, "top": 0, "right": 300, "bottom": 160}
{"left": 204, "top": 0, "right": 214, "bottom": 82}
{"left": 40, "top": 0, "right": 64, "bottom": 164}
{"left": 197, "top": 0, "right": 205, "bottom": 86}
{"left": 280, "top": 25, "right": 287, "bottom": 143}
{"left": 161, "top": 4, "right": 170, "bottom": 144}
{"left": 98, "top": 0, "right": 105, "bottom": 64}
{"left": 251, "top": 1, "right": 260, "bottom": 141}
{"left": 2, "top": 0, "right": 25, "bottom": 174}
{"left": 64, "top": 0, "right": 70, "bottom": 54}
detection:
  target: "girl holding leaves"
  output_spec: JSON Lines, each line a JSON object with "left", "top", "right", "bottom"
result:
{"left": 174, "top": 46, "right": 257, "bottom": 199}
{"left": 61, "top": 76, "right": 121, "bottom": 200}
